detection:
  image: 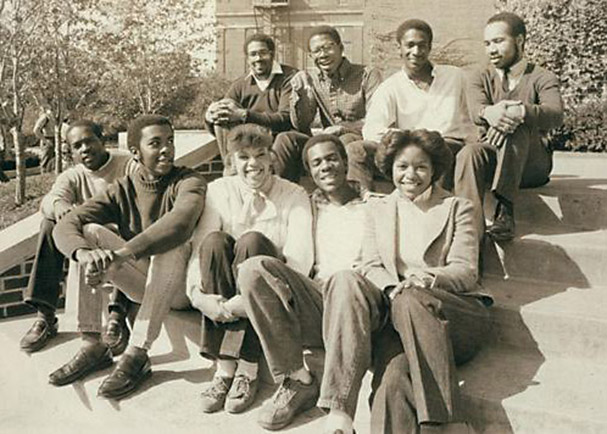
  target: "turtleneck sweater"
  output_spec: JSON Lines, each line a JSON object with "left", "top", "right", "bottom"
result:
{"left": 54, "top": 165, "right": 207, "bottom": 261}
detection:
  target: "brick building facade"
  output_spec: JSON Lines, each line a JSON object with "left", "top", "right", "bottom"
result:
{"left": 215, "top": 0, "right": 496, "bottom": 78}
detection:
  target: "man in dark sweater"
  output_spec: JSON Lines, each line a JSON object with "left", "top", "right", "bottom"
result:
{"left": 49, "top": 115, "right": 207, "bottom": 399}
{"left": 455, "top": 12, "right": 564, "bottom": 241}
{"left": 204, "top": 33, "right": 300, "bottom": 179}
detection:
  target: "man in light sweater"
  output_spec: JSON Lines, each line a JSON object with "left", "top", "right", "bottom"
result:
{"left": 49, "top": 115, "right": 206, "bottom": 400}
{"left": 236, "top": 134, "right": 375, "bottom": 431}
{"left": 349, "top": 19, "right": 474, "bottom": 191}
{"left": 20, "top": 120, "right": 138, "bottom": 354}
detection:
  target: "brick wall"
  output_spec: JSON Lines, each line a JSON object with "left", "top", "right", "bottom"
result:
{"left": 0, "top": 159, "right": 224, "bottom": 320}
{"left": 0, "top": 257, "right": 66, "bottom": 319}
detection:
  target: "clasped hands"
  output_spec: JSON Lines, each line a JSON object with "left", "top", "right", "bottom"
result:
{"left": 205, "top": 98, "right": 247, "bottom": 126}
{"left": 75, "top": 248, "right": 131, "bottom": 290}
{"left": 387, "top": 269, "right": 436, "bottom": 301}
{"left": 482, "top": 100, "right": 525, "bottom": 149}
{"left": 196, "top": 294, "right": 246, "bottom": 323}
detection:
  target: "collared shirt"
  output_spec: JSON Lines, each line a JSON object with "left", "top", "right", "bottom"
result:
{"left": 395, "top": 185, "right": 435, "bottom": 277}
{"left": 290, "top": 58, "right": 383, "bottom": 133}
{"left": 249, "top": 61, "right": 284, "bottom": 92}
{"left": 311, "top": 182, "right": 371, "bottom": 284}
{"left": 188, "top": 175, "right": 313, "bottom": 286}
{"left": 496, "top": 58, "right": 528, "bottom": 92}
{"left": 362, "top": 64, "right": 475, "bottom": 143}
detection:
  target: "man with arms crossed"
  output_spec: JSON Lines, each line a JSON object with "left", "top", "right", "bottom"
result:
{"left": 455, "top": 12, "right": 564, "bottom": 241}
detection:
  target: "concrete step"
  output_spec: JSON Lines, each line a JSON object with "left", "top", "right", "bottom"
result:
{"left": 460, "top": 346, "right": 607, "bottom": 434}
{"left": 512, "top": 177, "right": 607, "bottom": 231}
{"left": 482, "top": 225, "right": 607, "bottom": 287}
{"left": 483, "top": 276, "right": 607, "bottom": 362}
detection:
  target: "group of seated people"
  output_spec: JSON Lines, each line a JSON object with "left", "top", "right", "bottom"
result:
{"left": 18, "top": 11, "right": 563, "bottom": 434}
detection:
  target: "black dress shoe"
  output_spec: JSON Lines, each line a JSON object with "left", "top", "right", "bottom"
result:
{"left": 49, "top": 345, "right": 113, "bottom": 386}
{"left": 20, "top": 317, "right": 58, "bottom": 353}
{"left": 102, "top": 316, "right": 130, "bottom": 357}
{"left": 487, "top": 200, "right": 515, "bottom": 242}
{"left": 97, "top": 349, "right": 151, "bottom": 400}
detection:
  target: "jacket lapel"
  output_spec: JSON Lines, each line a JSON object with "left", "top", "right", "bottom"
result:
{"left": 378, "top": 191, "right": 399, "bottom": 280}
{"left": 420, "top": 187, "right": 454, "bottom": 258}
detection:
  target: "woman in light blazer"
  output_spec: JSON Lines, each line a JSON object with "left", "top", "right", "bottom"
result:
{"left": 320, "top": 129, "right": 492, "bottom": 434}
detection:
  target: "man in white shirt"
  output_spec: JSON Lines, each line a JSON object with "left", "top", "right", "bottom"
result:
{"left": 348, "top": 19, "right": 475, "bottom": 191}
{"left": 236, "top": 134, "right": 374, "bottom": 431}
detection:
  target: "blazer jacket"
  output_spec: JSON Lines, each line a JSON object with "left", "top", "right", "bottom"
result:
{"left": 360, "top": 186, "right": 492, "bottom": 305}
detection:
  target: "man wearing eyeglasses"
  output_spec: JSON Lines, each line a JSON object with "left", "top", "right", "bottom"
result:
{"left": 282, "top": 25, "right": 382, "bottom": 183}
{"left": 205, "top": 33, "right": 298, "bottom": 177}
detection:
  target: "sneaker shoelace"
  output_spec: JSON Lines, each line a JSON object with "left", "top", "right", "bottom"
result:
{"left": 273, "top": 378, "right": 298, "bottom": 407}
{"left": 202, "top": 377, "right": 230, "bottom": 400}
{"left": 231, "top": 375, "right": 252, "bottom": 398}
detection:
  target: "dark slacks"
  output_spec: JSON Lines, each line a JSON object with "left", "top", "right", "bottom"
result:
{"left": 454, "top": 126, "right": 552, "bottom": 226}
{"left": 238, "top": 256, "right": 323, "bottom": 381}
{"left": 371, "top": 285, "right": 491, "bottom": 432}
{"left": 347, "top": 138, "right": 462, "bottom": 191}
{"left": 24, "top": 217, "right": 128, "bottom": 315}
{"left": 197, "top": 231, "right": 280, "bottom": 362}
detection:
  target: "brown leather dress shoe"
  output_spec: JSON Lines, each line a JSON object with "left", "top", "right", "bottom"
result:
{"left": 102, "top": 316, "right": 130, "bottom": 357}
{"left": 487, "top": 200, "right": 515, "bottom": 242}
{"left": 97, "top": 348, "right": 151, "bottom": 400}
{"left": 49, "top": 345, "right": 113, "bottom": 386}
{"left": 20, "top": 317, "right": 58, "bottom": 353}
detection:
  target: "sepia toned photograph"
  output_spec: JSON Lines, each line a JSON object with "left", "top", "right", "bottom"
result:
{"left": 1, "top": 0, "right": 606, "bottom": 433}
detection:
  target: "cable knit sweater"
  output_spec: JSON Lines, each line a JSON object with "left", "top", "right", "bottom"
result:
{"left": 53, "top": 166, "right": 207, "bottom": 260}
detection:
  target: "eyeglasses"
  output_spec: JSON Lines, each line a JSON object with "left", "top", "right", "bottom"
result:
{"left": 310, "top": 43, "right": 338, "bottom": 56}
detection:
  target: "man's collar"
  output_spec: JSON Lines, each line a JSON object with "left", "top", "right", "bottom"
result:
{"left": 312, "top": 180, "right": 368, "bottom": 205}
{"left": 496, "top": 57, "right": 527, "bottom": 78}
{"left": 248, "top": 61, "right": 283, "bottom": 83}
{"left": 319, "top": 57, "right": 351, "bottom": 81}
{"left": 402, "top": 63, "right": 435, "bottom": 83}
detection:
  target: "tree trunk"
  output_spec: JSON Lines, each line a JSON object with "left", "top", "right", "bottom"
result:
{"left": 11, "top": 126, "right": 25, "bottom": 204}
{"left": 54, "top": 123, "right": 62, "bottom": 174}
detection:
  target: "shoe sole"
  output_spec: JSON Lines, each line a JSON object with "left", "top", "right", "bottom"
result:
{"left": 97, "top": 368, "right": 152, "bottom": 400}
{"left": 257, "top": 394, "right": 319, "bottom": 431}
{"left": 50, "top": 356, "right": 113, "bottom": 387}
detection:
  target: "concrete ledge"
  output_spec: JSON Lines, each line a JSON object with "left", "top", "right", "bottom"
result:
{"left": 0, "top": 212, "right": 42, "bottom": 274}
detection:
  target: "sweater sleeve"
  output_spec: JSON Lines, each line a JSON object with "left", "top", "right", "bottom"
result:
{"left": 290, "top": 70, "right": 318, "bottom": 133}
{"left": 186, "top": 181, "right": 224, "bottom": 296}
{"left": 53, "top": 184, "right": 124, "bottom": 259}
{"left": 282, "top": 186, "right": 314, "bottom": 276}
{"left": 362, "top": 80, "right": 396, "bottom": 143}
{"left": 123, "top": 171, "right": 207, "bottom": 259}
{"left": 523, "top": 70, "right": 564, "bottom": 131}
{"left": 40, "top": 169, "right": 78, "bottom": 219}
{"left": 467, "top": 69, "right": 492, "bottom": 127}
{"left": 246, "top": 69, "right": 294, "bottom": 133}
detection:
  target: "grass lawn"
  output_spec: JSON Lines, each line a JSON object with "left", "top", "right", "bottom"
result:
{"left": 0, "top": 173, "right": 56, "bottom": 231}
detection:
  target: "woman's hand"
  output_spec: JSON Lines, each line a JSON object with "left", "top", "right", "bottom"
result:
{"left": 389, "top": 269, "right": 436, "bottom": 300}
{"left": 197, "top": 294, "right": 238, "bottom": 323}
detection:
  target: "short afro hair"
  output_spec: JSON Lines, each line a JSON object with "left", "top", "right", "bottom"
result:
{"left": 127, "top": 115, "right": 173, "bottom": 151}
{"left": 226, "top": 123, "right": 273, "bottom": 154}
{"left": 396, "top": 19, "right": 433, "bottom": 45}
{"left": 66, "top": 120, "right": 103, "bottom": 140}
{"left": 375, "top": 129, "right": 452, "bottom": 182}
{"left": 307, "top": 25, "right": 342, "bottom": 50}
{"left": 244, "top": 33, "right": 276, "bottom": 55}
{"left": 301, "top": 134, "right": 348, "bottom": 173}
{"left": 487, "top": 12, "right": 526, "bottom": 40}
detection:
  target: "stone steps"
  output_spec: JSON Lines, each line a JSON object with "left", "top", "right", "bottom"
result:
{"left": 482, "top": 225, "right": 607, "bottom": 287}
{"left": 483, "top": 276, "right": 607, "bottom": 363}
{"left": 459, "top": 345, "right": 607, "bottom": 434}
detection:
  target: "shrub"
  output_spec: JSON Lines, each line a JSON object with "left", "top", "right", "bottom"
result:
{"left": 497, "top": 0, "right": 607, "bottom": 152}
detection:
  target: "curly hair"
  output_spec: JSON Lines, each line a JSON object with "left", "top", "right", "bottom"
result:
{"left": 244, "top": 33, "right": 275, "bottom": 55}
{"left": 226, "top": 123, "right": 273, "bottom": 154}
{"left": 374, "top": 129, "right": 452, "bottom": 182}
{"left": 301, "top": 134, "right": 348, "bottom": 173}
{"left": 127, "top": 115, "right": 172, "bottom": 151}
{"left": 66, "top": 120, "right": 103, "bottom": 140}
{"left": 396, "top": 19, "right": 433, "bottom": 45}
